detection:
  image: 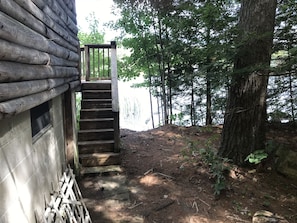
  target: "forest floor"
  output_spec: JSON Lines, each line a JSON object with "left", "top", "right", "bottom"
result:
{"left": 79, "top": 124, "right": 297, "bottom": 223}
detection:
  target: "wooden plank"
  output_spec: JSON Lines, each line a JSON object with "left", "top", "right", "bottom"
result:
{"left": 13, "top": 0, "right": 79, "bottom": 47}
{"left": 80, "top": 165, "right": 123, "bottom": 175}
{"left": 110, "top": 42, "right": 120, "bottom": 152}
{"left": 0, "top": 84, "right": 69, "bottom": 120}
{"left": 0, "top": 11, "right": 79, "bottom": 61}
{"left": 79, "top": 152, "right": 120, "bottom": 167}
{"left": 64, "top": 0, "right": 76, "bottom": 15}
{"left": 31, "top": 0, "right": 78, "bottom": 35}
{"left": 0, "top": 61, "right": 78, "bottom": 82}
{"left": 0, "top": 0, "right": 46, "bottom": 35}
{"left": 111, "top": 41, "right": 119, "bottom": 113}
{"left": 55, "top": 0, "right": 77, "bottom": 30}
{"left": 84, "top": 45, "right": 91, "bottom": 81}
{"left": 0, "top": 1, "right": 78, "bottom": 52}
{"left": 113, "top": 112, "right": 120, "bottom": 152}
{"left": 64, "top": 89, "right": 79, "bottom": 172}
{"left": 0, "top": 77, "right": 77, "bottom": 102}
{"left": 0, "top": 39, "right": 78, "bottom": 66}
{"left": 69, "top": 80, "right": 81, "bottom": 90}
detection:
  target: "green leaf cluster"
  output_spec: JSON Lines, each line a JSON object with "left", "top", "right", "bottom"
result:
{"left": 78, "top": 12, "right": 105, "bottom": 45}
{"left": 268, "top": 0, "right": 297, "bottom": 122}
{"left": 245, "top": 150, "right": 268, "bottom": 165}
{"left": 184, "top": 135, "right": 230, "bottom": 196}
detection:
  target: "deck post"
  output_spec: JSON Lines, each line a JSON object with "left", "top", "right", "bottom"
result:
{"left": 64, "top": 89, "right": 79, "bottom": 174}
{"left": 111, "top": 41, "right": 120, "bottom": 152}
{"left": 84, "top": 45, "right": 90, "bottom": 81}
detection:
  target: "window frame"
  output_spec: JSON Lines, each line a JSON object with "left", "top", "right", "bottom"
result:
{"left": 30, "top": 101, "right": 52, "bottom": 141}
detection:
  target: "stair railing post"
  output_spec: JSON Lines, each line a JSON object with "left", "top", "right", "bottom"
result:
{"left": 111, "top": 41, "right": 120, "bottom": 152}
{"left": 84, "top": 45, "right": 90, "bottom": 81}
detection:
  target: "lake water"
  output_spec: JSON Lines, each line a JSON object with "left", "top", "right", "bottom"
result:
{"left": 118, "top": 78, "right": 159, "bottom": 131}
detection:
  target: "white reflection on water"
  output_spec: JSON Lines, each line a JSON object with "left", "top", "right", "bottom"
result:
{"left": 118, "top": 78, "right": 157, "bottom": 131}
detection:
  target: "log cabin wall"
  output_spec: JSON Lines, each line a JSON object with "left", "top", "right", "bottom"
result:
{"left": 0, "top": 0, "right": 80, "bottom": 222}
{"left": 0, "top": 0, "right": 80, "bottom": 114}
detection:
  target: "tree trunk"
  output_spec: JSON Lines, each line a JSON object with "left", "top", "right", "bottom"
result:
{"left": 205, "top": 26, "right": 212, "bottom": 126}
{"left": 158, "top": 18, "right": 169, "bottom": 125}
{"left": 190, "top": 76, "right": 195, "bottom": 126}
{"left": 219, "top": 0, "right": 277, "bottom": 165}
{"left": 153, "top": 15, "right": 168, "bottom": 125}
{"left": 206, "top": 77, "right": 212, "bottom": 125}
{"left": 288, "top": 73, "right": 295, "bottom": 122}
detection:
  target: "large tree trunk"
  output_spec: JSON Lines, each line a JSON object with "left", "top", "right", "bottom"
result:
{"left": 219, "top": 0, "right": 277, "bottom": 165}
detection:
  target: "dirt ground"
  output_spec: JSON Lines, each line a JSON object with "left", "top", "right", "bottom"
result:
{"left": 79, "top": 124, "right": 297, "bottom": 223}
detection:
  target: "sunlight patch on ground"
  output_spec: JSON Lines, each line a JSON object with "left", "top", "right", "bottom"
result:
{"left": 229, "top": 169, "right": 245, "bottom": 180}
{"left": 139, "top": 174, "right": 162, "bottom": 186}
{"left": 182, "top": 215, "right": 211, "bottom": 223}
{"left": 151, "top": 130, "right": 182, "bottom": 139}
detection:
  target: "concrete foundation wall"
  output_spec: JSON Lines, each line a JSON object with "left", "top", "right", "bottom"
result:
{"left": 0, "top": 95, "right": 66, "bottom": 222}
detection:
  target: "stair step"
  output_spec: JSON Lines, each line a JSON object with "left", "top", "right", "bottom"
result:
{"left": 78, "top": 129, "right": 114, "bottom": 141}
{"left": 82, "top": 90, "right": 111, "bottom": 99}
{"left": 82, "top": 90, "right": 111, "bottom": 93}
{"left": 78, "top": 140, "right": 114, "bottom": 154}
{"left": 79, "top": 118, "right": 114, "bottom": 130}
{"left": 81, "top": 99, "right": 112, "bottom": 109}
{"left": 80, "top": 152, "right": 121, "bottom": 167}
{"left": 80, "top": 108, "right": 113, "bottom": 119}
{"left": 82, "top": 82, "right": 111, "bottom": 90}
{"left": 80, "top": 165, "right": 123, "bottom": 175}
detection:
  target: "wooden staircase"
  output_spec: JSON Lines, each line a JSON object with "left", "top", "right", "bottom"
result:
{"left": 78, "top": 81, "right": 121, "bottom": 174}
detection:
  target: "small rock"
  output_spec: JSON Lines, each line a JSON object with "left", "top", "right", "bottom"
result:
{"left": 252, "top": 210, "right": 289, "bottom": 223}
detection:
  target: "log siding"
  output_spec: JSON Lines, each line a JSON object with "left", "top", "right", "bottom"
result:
{"left": 0, "top": 0, "right": 79, "bottom": 119}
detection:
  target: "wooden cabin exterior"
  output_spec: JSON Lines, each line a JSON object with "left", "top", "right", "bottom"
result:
{"left": 0, "top": 0, "right": 80, "bottom": 222}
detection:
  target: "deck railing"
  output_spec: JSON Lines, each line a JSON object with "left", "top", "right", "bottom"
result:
{"left": 80, "top": 42, "right": 116, "bottom": 81}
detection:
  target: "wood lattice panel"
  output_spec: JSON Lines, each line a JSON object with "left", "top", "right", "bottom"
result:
{"left": 44, "top": 167, "right": 92, "bottom": 223}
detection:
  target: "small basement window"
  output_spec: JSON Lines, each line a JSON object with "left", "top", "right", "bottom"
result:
{"left": 30, "top": 101, "right": 51, "bottom": 139}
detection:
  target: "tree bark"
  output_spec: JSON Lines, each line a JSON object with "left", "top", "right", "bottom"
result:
{"left": 219, "top": 0, "right": 277, "bottom": 165}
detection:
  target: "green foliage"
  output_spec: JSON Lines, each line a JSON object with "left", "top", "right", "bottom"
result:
{"left": 245, "top": 140, "right": 280, "bottom": 165}
{"left": 268, "top": 0, "right": 297, "bottom": 122}
{"left": 78, "top": 12, "right": 105, "bottom": 45}
{"left": 76, "top": 93, "right": 81, "bottom": 129}
{"left": 77, "top": 12, "right": 111, "bottom": 79}
{"left": 112, "top": 0, "right": 237, "bottom": 125}
{"left": 268, "top": 110, "right": 291, "bottom": 122}
{"left": 245, "top": 150, "right": 268, "bottom": 165}
{"left": 170, "top": 112, "right": 185, "bottom": 126}
{"left": 185, "top": 137, "right": 230, "bottom": 196}
{"left": 111, "top": 0, "right": 297, "bottom": 127}
{"left": 199, "top": 147, "right": 230, "bottom": 196}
